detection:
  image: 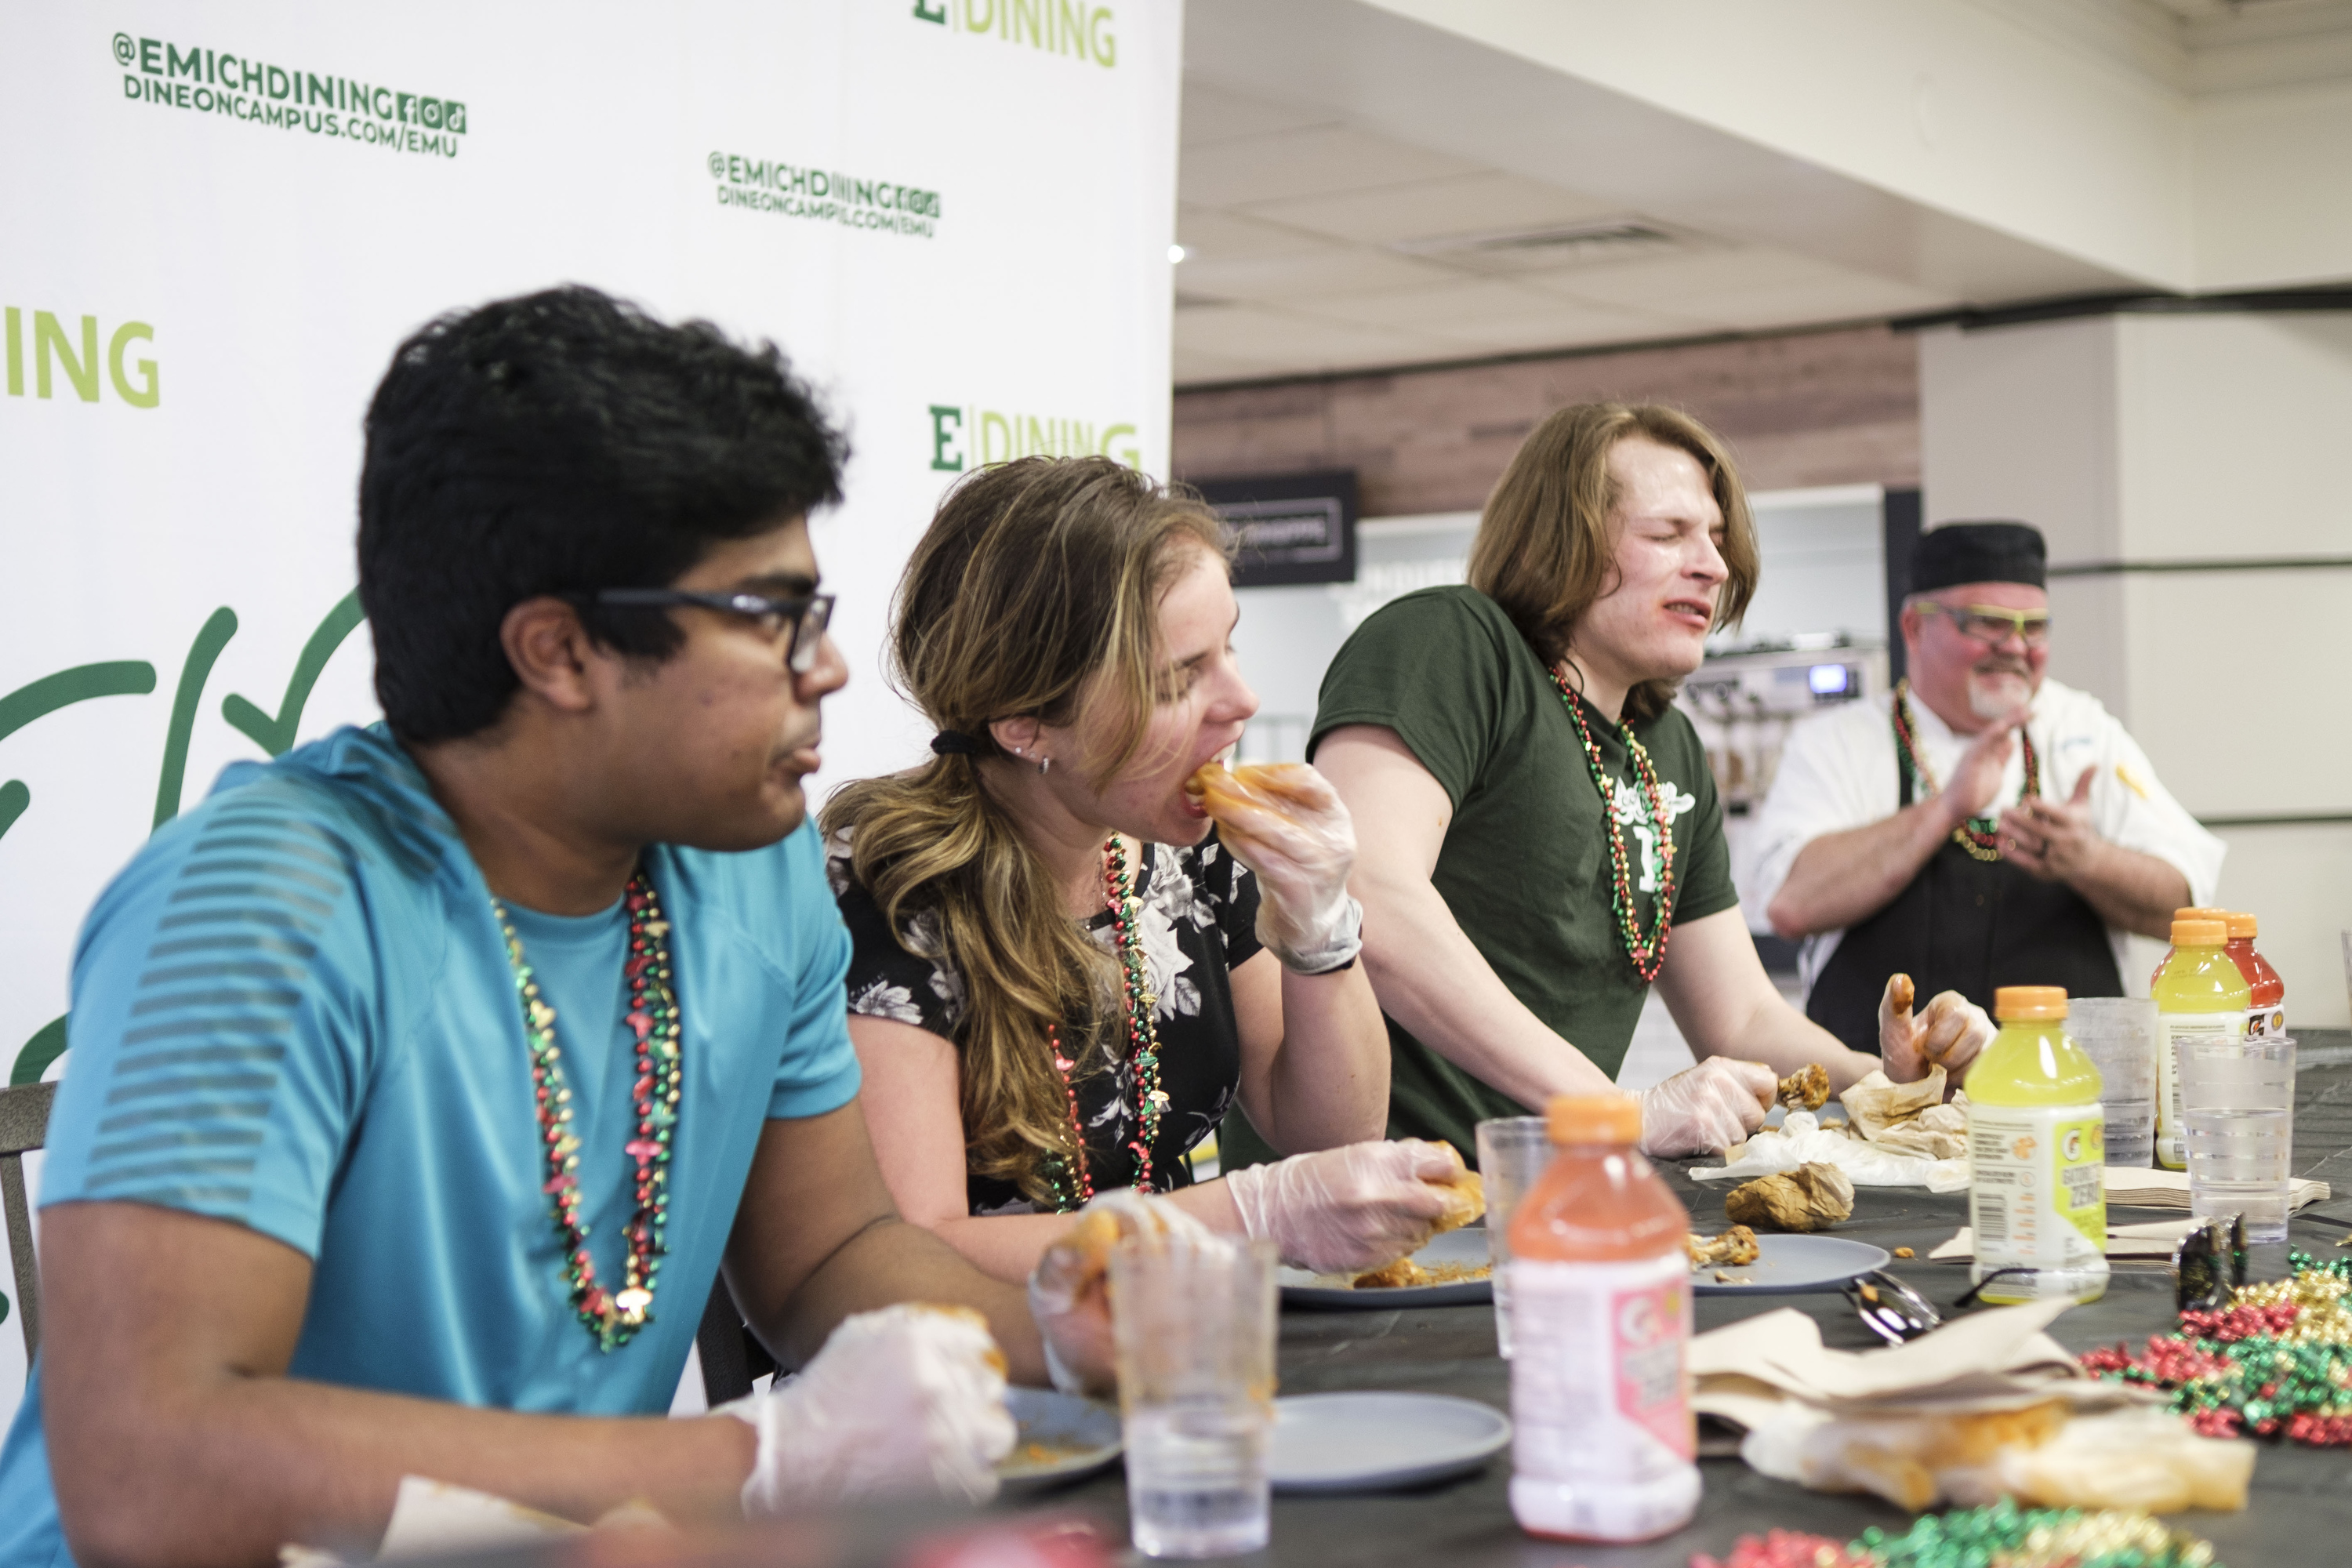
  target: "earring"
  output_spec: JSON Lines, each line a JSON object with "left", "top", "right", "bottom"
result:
{"left": 1037, "top": 755, "right": 1052, "bottom": 775}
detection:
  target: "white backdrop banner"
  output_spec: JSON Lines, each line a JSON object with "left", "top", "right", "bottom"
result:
{"left": 0, "top": 1, "right": 1179, "bottom": 1406}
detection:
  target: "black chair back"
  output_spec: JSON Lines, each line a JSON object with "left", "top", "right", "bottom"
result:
{"left": 1, "top": 1080, "right": 56, "bottom": 1377}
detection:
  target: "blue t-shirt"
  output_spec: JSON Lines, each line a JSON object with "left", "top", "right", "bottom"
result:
{"left": 0, "top": 724, "right": 860, "bottom": 1566}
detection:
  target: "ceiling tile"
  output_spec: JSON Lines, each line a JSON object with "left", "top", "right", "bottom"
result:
{"left": 1171, "top": 344, "right": 1281, "bottom": 385}
{"left": 1233, "top": 170, "right": 1625, "bottom": 247}
{"left": 1175, "top": 205, "right": 1341, "bottom": 263}
{"left": 1414, "top": 302, "right": 1707, "bottom": 354}
{"left": 1530, "top": 247, "right": 1952, "bottom": 324}
{"left": 1176, "top": 247, "right": 1461, "bottom": 303}
{"left": 1174, "top": 301, "right": 1449, "bottom": 369}
{"left": 1180, "top": 78, "right": 1344, "bottom": 147}
{"left": 1292, "top": 277, "right": 1606, "bottom": 329}
{"left": 1178, "top": 125, "right": 1482, "bottom": 209}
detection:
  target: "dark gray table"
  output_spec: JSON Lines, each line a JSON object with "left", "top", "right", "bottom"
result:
{"left": 1013, "top": 1032, "right": 2352, "bottom": 1566}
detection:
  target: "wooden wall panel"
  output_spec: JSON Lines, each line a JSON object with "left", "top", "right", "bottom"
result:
{"left": 1172, "top": 325, "right": 1921, "bottom": 516}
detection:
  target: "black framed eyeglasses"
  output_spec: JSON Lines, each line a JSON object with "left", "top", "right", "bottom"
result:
{"left": 590, "top": 588, "right": 835, "bottom": 673}
{"left": 2173, "top": 1213, "right": 2249, "bottom": 1312}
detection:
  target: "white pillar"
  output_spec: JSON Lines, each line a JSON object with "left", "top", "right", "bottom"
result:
{"left": 1922, "top": 311, "right": 2352, "bottom": 1025}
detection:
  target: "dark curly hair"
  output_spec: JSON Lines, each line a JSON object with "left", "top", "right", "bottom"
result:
{"left": 358, "top": 285, "right": 848, "bottom": 742}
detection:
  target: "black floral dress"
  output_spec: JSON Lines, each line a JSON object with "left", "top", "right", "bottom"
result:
{"left": 829, "top": 830, "right": 1263, "bottom": 1215}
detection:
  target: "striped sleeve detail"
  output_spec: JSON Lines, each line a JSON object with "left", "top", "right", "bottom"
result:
{"left": 82, "top": 808, "right": 352, "bottom": 1215}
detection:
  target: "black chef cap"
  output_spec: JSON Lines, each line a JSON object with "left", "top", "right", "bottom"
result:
{"left": 1911, "top": 521, "right": 2046, "bottom": 595}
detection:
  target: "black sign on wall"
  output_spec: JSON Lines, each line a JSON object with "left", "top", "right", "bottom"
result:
{"left": 1189, "top": 470, "right": 1359, "bottom": 588}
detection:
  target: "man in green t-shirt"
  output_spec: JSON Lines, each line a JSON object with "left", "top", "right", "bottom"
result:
{"left": 1308, "top": 405, "right": 1973, "bottom": 1158}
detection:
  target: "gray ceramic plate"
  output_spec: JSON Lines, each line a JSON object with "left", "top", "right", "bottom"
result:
{"left": 1690, "top": 1232, "right": 1889, "bottom": 1294}
{"left": 1278, "top": 1227, "right": 1494, "bottom": 1309}
{"left": 996, "top": 1386, "right": 1123, "bottom": 1493}
{"left": 1268, "top": 1391, "right": 1512, "bottom": 1493}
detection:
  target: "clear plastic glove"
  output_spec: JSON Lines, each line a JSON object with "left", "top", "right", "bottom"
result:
{"left": 1879, "top": 974, "right": 1994, "bottom": 1087}
{"left": 718, "top": 1303, "right": 1014, "bottom": 1515}
{"left": 1186, "top": 761, "right": 1363, "bottom": 973}
{"left": 1027, "top": 1189, "right": 1210, "bottom": 1398}
{"left": 1222, "top": 1138, "right": 1462, "bottom": 1273}
{"left": 1636, "top": 1058, "right": 1776, "bottom": 1156}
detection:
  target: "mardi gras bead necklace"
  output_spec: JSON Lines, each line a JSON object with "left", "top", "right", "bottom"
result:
{"left": 1891, "top": 679, "right": 2038, "bottom": 864}
{"left": 1040, "top": 837, "right": 1172, "bottom": 1213}
{"left": 2081, "top": 1249, "right": 2352, "bottom": 1446}
{"left": 1550, "top": 666, "right": 1678, "bottom": 983}
{"left": 1697, "top": 1500, "right": 2220, "bottom": 1568}
{"left": 492, "top": 871, "right": 681, "bottom": 1352}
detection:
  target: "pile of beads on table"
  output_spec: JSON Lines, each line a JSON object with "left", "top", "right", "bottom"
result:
{"left": 2080, "top": 1250, "right": 2352, "bottom": 1444}
{"left": 1690, "top": 1501, "right": 2220, "bottom": 1568}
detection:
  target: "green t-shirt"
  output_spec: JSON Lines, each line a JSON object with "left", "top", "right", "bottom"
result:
{"left": 1311, "top": 585, "right": 1737, "bottom": 1156}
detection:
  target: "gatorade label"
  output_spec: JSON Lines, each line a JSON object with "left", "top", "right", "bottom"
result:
{"left": 1509, "top": 1254, "right": 1695, "bottom": 1483}
{"left": 2156, "top": 1014, "right": 2247, "bottom": 1168}
{"left": 2247, "top": 1004, "right": 2287, "bottom": 1040}
{"left": 1967, "top": 1103, "right": 2107, "bottom": 1274}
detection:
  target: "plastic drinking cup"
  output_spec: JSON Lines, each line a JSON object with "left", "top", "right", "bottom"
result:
{"left": 2068, "top": 997, "right": 2158, "bottom": 1168}
{"left": 1475, "top": 1116, "right": 1555, "bottom": 1359}
{"left": 1109, "top": 1235, "right": 1278, "bottom": 1559}
{"left": 2176, "top": 1033, "right": 2296, "bottom": 1243}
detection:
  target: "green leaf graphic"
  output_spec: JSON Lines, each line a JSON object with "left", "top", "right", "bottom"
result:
{"left": 153, "top": 608, "right": 239, "bottom": 830}
{"left": 223, "top": 590, "right": 366, "bottom": 757}
{"left": 0, "top": 661, "right": 158, "bottom": 844}
{"left": 10, "top": 1015, "right": 66, "bottom": 1087}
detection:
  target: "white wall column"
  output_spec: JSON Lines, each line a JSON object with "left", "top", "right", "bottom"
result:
{"left": 1922, "top": 310, "right": 2352, "bottom": 1025}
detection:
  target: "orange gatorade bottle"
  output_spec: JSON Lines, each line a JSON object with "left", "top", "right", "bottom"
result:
{"left": 2223, "top": 912, "right": 2286, "bottom": 1039}
{"left": 1506, "top": 1094, "right": 1698, "bottom": 1543}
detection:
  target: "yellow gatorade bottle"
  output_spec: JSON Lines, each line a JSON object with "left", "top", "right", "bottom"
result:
{"left": 1964, "top": 986, "right": 2108, "bottom": 1305}
{"left": 2152, "top": 916, "right": 2251, "bottom": 1171}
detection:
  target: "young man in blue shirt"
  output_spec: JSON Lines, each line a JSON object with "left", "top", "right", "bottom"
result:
{"left": 0, "top": 287, "right": 1088, "bottom": 1565}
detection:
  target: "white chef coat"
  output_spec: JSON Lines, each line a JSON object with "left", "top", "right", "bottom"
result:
{"left": 1741, "top": 676, "right": 2223, "bottom": 999}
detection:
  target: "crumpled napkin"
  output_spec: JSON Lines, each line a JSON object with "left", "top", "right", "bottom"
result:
{"left": 1690, "top": 1304, "right": 2245, "bottom": 1513}
{"left": 1841, "top": 1068, "right": 1969, "bottom": 1160}
{"left": 1690, "top": 1109, "right": 1969, "bottom": 1192}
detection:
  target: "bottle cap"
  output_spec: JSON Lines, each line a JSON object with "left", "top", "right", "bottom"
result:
{"left": 2172, "top": 906, "right": 2230, "bottom": 927}
{"left": 1994, "top": 985, "right": 2068, "bottom": 1020}
{"left": 2224, "top": 911, "right": 2258, "bottom": 939}
{"left": 1548, "top": 1094, "right": 1641, "bottom": 1145}
{"left": 2172, "top": 916, "right": 2227, "bottom": 946}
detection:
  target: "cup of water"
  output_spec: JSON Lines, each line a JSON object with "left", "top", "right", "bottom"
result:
{"left": 2177, "top": 1032, "right": 2296, "bottom": 1243}
{"left": 2068, "top": 997, "right": 2158, "bottom": 1167}
{"left": 1475, "top": 1116, "right": 1555, "bottom": 1359}
{"left": 1109, "top": 1233, "right": 1278, "bottom": 1559}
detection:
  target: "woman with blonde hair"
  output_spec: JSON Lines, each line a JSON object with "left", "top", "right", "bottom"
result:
{"left": 1295, "top": 403, "right": 1975, "bottom": 1164}
{"left": 824, "top": 456, "right": 1467, "bottom": 1283}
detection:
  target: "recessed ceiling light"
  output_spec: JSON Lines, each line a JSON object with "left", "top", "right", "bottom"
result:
{"left": 1168, "top": 244, "right": 1193, "bottom": 264}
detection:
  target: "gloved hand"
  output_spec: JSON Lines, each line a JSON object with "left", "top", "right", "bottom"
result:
{"left": 1221, "top": 1139, "right": 1461, "bottom": 1273}
{"left": 1028, "top": 1189, "right": 1210, "bottom": 1398}
{"left": 718, "top": 1303, "right": 1015, "bottom": 1514}
{"left": 1636, "top": 1058, "right": 1776, "bottom": 1156}
{"left": 1189, "top": 762, "right": 1363, "bottom": 974}
{"left": 1879, "top": 973, "right": 1994, "bottom": 1087}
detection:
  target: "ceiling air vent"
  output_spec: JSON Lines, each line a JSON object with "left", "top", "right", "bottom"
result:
{"left": 1392, "top": 218, "right": 1693, "bottom": 273}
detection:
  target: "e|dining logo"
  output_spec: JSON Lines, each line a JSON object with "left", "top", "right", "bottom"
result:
{"left": 709, "top": 154, "right": 942, "bottom": 238}
{"left": 5, "top": 305, "right": 158, "bottom": 409}
{"left": 913, "top": 0, "right": 1118, "bottom": 70}
{"left": 928, "top": 402, "right": 1139, "bottom": 471}
{"left": 112, "top": 31, "right": 467, "bottom": 159}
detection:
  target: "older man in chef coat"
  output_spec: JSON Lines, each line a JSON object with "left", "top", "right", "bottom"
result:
{"left": 1744, "top": 521, "right": 2223, "bottom": 1053}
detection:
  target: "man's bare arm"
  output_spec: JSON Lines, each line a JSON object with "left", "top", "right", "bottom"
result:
{"left": 720, "top": 1099, "right": 1050, "bottom": 1386}
{"left": 1769, "top": 712, "right": 2024, "bottom": 939}
{"left": 1314, "top": 726, "right": 1617, "bottom": 1108}
{"left": 1766, "top": 799, "right": 1957, "bottom": 938}
{"left": 42, "top": 1203, "right": 757, "bottom": 1568}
